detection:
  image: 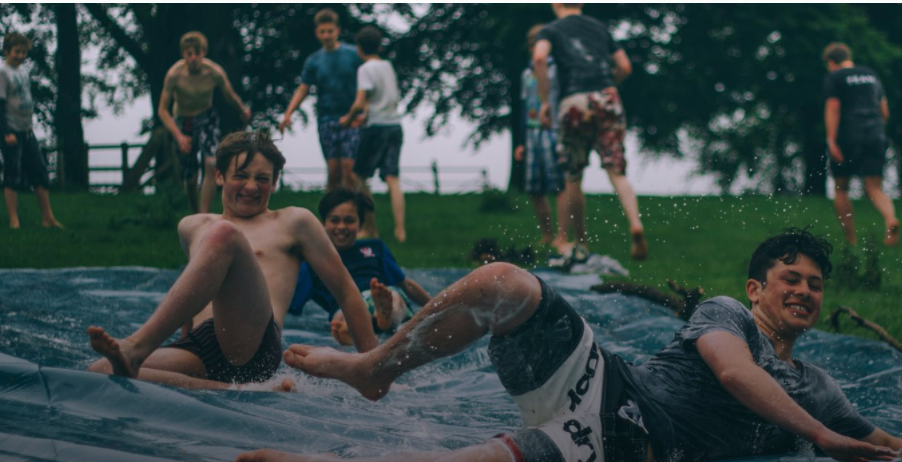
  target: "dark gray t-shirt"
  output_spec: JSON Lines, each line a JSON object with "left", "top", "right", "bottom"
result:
{"left": 0, "top": 62, "right": 34, "bottom": 132}
{"left": 536, "top": 15, "right": 622, "bottom": 99}
{"left": 615, "top": 296, "right": 875, "bottom": 462}
{"left": 823, "top": 66, "right": 886, "bottom": 144}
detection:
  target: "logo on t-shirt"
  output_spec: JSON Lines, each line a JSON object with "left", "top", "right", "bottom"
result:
{"left": 845, "top": 74, "right": 877, "bottom": 86}
{"left": 360, "top": 247, "right": 374, "bottom": 258}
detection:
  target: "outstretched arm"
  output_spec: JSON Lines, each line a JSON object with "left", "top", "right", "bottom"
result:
{"left": 881, "top": 98, "right": 889, "bottom": 123}
{"left": 293, "top": 209, "right": 378, "bottom": 352}
{"left": 214, "top": 63, "right": 251, "bottom": 124}
{"left": 236, "top": 438, "right": 514, "bottom": 462}
{"left": 697, "top": 331, "right": 897, "bottom": 462}
{"left": 279, "top": 84, "right": 310, "bottom": 134}
{"left": 399, "top": 278, "right": 431, "bottom": 307}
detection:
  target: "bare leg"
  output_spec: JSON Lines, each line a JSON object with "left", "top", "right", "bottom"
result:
{"left": 4, "top": 187, "right": 19, "bottom": 229}
{"left": 34, "top": 186, "right": 63, "bottom": 228}
{"left": 385, "top": 176, "right": 406, "bottom": 242}
{"left": 833, "top": 177, "right": 856, "bottom": 246}
{"left": 185, "top": 174, "right": 200, "bottom": 214}
{"left": 557, "top": 176, "right": 586, "bottom": 254}
{"left": 607, "top": 168, "right": 646, "bottom": 260}
{"left": 199, "top": 157, "right": 217, "bottom": 214}
{"left": 863, "top": 176, "right": 899, "bottom": 246}
{"left": 236, "top": 439, "right": 512, "bottom": 462}
{"left": 326, "top": 159, "right": 341, "bottom": 191}
{"left": 356, "top": 180, "right": 379, "bottom": 239}
{"left": 529, "top": 194, "right": 554, "bottom": 244}
{"left": 87, "top": 221, "right": 275, "bottom": 382}
{"left": 553, "top": 191, "right": 568, "bottom": 247}
{"left": 340, "top": 159, "right": 358, "bottom": 190}
{"left": 284, "top": 263, "right": 542, "bottom": 401}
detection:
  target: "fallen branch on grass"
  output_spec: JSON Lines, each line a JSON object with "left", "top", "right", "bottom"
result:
{"left": 827, "top": 306, "right": 902, "bottom": 353}
{"left": 590, "top": 280, "right": 705, "bottom": 320}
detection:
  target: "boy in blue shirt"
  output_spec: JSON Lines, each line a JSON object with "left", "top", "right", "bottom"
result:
{"left": 289, "top": 188, "right": 431, "bottom": 345}
{"left": 280, "top": 8, "right": 363, "bottom": 190}
{"left": 514, "top": 24, "right": 567, "bottom": 250}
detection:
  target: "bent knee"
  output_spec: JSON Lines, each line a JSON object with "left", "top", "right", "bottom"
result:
{"left": 88, "top": 358, "right": 112, "bottom": 374}
{"left": 202, "top": 220, "right": 245, "bottom": 249}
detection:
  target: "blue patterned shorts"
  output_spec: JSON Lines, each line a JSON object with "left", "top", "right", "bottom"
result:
{"left": 317, "top": 116, "right": 361, "bottom": 160}
{"left": 525, "top": 127, "right": 564, "bottom": 195}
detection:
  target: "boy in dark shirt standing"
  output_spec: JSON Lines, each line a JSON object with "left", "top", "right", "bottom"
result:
{"left": 823, "top": 42, "right": 898, "bottom": 247}
{"left": 533, "top": 3, "right": 647, "bottom": 261}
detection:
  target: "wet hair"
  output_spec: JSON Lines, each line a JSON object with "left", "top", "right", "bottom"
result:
{"left": 748, "top": 227, "right": 833, "bottom": 283}
{"left": 318, "top": 187, "right": 374, "bottom": 225}
{"left": 180, "top": 31, "right": 208, "bottom": 54}
{"left": 215, "top": 130, "right": 286, "bottom": 180}
{"left": 314, "top": 8, "right": 339, "bottom": 27}
{"left": 823, "top": 42, "right": 851, "bottom": 64}
{"left": 3, "top": 32, "right": 31, "bottom": 53}
{"left": 356, "top": 26, "right": 383, "bottom": 56}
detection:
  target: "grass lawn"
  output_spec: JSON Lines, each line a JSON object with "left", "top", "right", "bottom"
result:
{"left": 2, "top": 189, "right": 901, "bottom": 344}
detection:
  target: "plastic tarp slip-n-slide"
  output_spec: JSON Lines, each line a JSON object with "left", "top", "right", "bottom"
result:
{"left": 0, "top": 268, "right": 899, "bottom": 462}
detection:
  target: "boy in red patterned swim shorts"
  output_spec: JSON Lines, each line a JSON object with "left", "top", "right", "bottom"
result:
{"left": 534, "top": 3, "right": 648, "bottom": 261}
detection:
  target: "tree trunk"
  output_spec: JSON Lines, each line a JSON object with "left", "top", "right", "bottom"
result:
{"left": 54, "top": 4, "right": 87, "bottom": 189}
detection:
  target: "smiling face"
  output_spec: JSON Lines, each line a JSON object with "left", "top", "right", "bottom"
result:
{"left": 5, "top": 45, "right": 27, "bottom": 68}
{"left": 315, "top": 23, "right": 340, "bottom": 50}
{"left": 323, "top": 201, "right": 359, "bottom": 250}
{"left": 216, "top": 152, "right": 275, "bottom": 218}
{"left": 747, "top": 254, "right": 824, "bottom": 340}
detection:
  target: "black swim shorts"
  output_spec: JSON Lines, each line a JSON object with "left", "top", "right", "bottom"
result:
{"left": 830, "top": 135, "right": 887, "bottom": 178}
{"left": 163, "top": 316, "right": 282, "bottom": 384}
{"left": 0, "top": 130, "right": 50, "bottom": 192}
{"left": 176, "top": 110, "right": 221, "bottom": 181}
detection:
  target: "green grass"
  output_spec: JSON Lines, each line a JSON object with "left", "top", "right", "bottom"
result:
{"left": 2, "top": 189, "right": 901, "bottom": 344}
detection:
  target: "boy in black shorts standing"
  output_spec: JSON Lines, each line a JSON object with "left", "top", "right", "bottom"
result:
{"left": 823, "top": 42, "right": 898, "bottom": 247}
{"left": 0, "top": 32, "right": 63, "bottom": 229}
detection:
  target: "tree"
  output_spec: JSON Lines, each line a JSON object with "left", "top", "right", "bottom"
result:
{"left": 54, "top": 4, "right": 87, "bottom": 189}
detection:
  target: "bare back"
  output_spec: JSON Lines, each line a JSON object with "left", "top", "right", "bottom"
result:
{"left": 164, "top": 59, "right": 224, "bottom": 117}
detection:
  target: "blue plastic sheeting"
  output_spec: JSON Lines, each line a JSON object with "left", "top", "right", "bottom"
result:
{"left": 0, "top": 267, "right": 899, "bottom": 462}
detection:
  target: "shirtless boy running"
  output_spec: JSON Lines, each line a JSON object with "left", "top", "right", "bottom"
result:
{"left": 159, "top": 31, "right": 252, "bottom": 214}
{"left": 87, "top": 131, "right": 377, "bottom": 389}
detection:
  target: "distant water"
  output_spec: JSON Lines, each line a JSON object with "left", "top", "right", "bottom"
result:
{"left": 0, "top": 268, "right": 899, "bottom": 461}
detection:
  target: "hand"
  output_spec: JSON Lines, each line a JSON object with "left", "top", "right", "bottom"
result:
{"left": 240, "top": 107, "right": 251, "bottom": 125}
{"left": 278, "top": 114, "right": 292, "bottom": 135}
{"left": 338, "top": 115, "right": 351, "bottom": 128}
{"left": 828, "top": 141, "right": 844, "bottom": 164}
{"left": 176, "top": 134, "right": 193, "bottom": 154}
{"left": 349, "top": 113, "right": 366, "bottom": 128}
{"left": 514, "top": 145, "right": 525, "bottom": 161}
{"left": 4, "top": 133, "right": 16, "bottom": 146}
{"left": 539, "top": 103, "right": 552, "bottom": 128}
{"left": 235, "top": 449, "right": 333, "bottom": 462}
{"left": 813, "top": 430, "right": 898, "bottom": 462}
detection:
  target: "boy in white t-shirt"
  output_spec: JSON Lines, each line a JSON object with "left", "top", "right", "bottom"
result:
{"left": 340, "top": 26, "right": 406, "bottom": 242}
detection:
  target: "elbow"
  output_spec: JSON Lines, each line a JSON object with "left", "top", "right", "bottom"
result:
{"left": 715, "top": 367, "right": 743, "bottom": 391}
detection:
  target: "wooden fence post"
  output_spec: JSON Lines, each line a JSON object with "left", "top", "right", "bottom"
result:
{"left": 432, "top": 160, "right": 440, "bottom": 195}
{"left": 120, "top": 142, "right": 130, "bottom": 179}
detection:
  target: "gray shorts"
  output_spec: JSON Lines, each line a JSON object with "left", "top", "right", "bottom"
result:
{"left": 488, "top": 278, "right": 649, "bottom": 462}
{"left": 0, "top": 130, "right": 50, "bottom": 192}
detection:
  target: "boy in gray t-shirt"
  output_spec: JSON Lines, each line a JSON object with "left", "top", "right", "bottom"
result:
{"left": 0, "top": 32, "right": 62, "bottom": 229}
{"left": 342, "top": 26, "right": 407, "bottom": 243}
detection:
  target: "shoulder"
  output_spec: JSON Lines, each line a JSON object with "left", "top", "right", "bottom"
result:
{"left": 276, "top": 206, "right": 318, "bottom": 226}
{"left": 203, "top": 59, "right": 227, "bottom": 78}
{"left": 177, "top": 213, "right": 216, "bottom": 238}
{"left": 165, "top": 61, "right": 186, "bottom": 78}
{"left": 692, "top": 296, "right": 753, "bottom": 323}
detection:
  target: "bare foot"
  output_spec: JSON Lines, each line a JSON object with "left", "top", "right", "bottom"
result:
{"left": 42, "top": 219, "right": 64, "bottom": 229}
{"left": 630, "top": 231, "right": 648, "bottom": 261}
{"left": 329, "top": 319, "right": 354, "bottom": 346}
{"left": 87, "top": 326, "right": 139, "bottom": 378}
{"left": 9, "top": 218, "right": 19, "bottom": 229}
{"left": 394, "top": 227, "right": 406, "bottom": 243}
{"left": 885, "top": 220, "right": 899, "bottom": 247}
{"left": 555, "top": 241, "right": 574, "bottom": 257}
{"left": 283, "top": 344, "right": 392, "bottom": 401}
{"left": 371, "top": 278, "right": 394, "bottom": 331}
